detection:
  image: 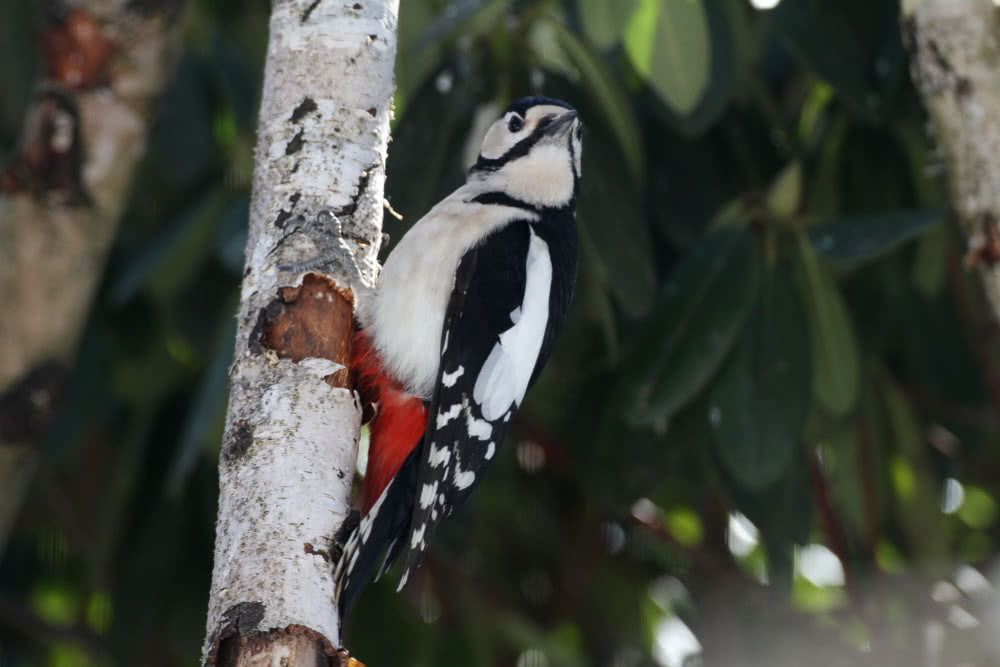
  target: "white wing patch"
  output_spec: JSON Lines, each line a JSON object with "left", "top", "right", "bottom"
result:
{"left": 442, "top": 365, "right": 465, "bottom": 387}
{"left": 410, "top": 522, "right": 426, "bottom": 549}
{"left": 436, "top": 403, "right": 461, "bottom": 429}
{"left": 485, "top": 441, "right": 496, "bottom": 460}
{"left": 420, "top": 481, "right": 438, "bottom": 509}
{"left": 428, "top": 442, "right": 451, "bottom": 468}
{"left": 452, "top": 448, "right": 477, "bottom": 490}
{"left": 472, "top": 226, "right": 552, "bottom": 420}
{"left": 465, "top": 404, "right": 493, "bottom": 441}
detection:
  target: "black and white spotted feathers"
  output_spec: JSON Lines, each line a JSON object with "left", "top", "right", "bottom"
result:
{"left": 334, "top": 97, "right": 581, "bottom": 620}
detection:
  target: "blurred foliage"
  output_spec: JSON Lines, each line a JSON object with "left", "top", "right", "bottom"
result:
{"left": 3, "top": 0, "right": 1000, "bottom": 666}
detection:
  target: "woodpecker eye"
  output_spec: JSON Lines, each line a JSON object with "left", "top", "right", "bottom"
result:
{"left": 507, "top": 114, "right": 524, "bottom": 133}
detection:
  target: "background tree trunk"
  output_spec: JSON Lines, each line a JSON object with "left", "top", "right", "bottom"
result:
{"left": 0, "top": 0, "right": 184, "bottom": 556}
{"left": 201, "top": 1, "right": 398, "bottom": 664}
{"left": 902, "top": 0, "right": 1000, "bottom": 321}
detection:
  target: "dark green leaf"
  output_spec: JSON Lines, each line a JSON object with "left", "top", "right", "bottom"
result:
{"left": 620, "top": 229, "right": 760, "bottom": 426}
{"left": 549, "top": 20, "right": 644, "bottom": 182}
{"left": 796, "top": 234, "right": 860, "bottom": 417}
{"left": 624, "top": 0, "right": 710, "bottom": 116}
{"left": 576, "top": 0, "right": 639, "bottom": 49}
{"left": 809, "top": 209, "right": 943, "bottom": 269}
{"left": 577, "top": 120, "right": 656, "bottom": 319}
{"left": 707, "top": 263, "right": 812, "bottom": 489}
{"left": 769, "top": 0, "right": 904, "bottom": 119}
{"left": 642, "top": 0, "right": 740, "bottom": 137}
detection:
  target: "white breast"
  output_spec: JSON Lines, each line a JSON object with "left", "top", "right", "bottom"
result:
{"left": 363, "top": 184, "right": 538, "bottom": 398}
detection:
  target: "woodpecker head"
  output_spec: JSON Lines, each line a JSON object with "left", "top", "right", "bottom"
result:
{"left": 471, "top": 97, "right": 582, "bottom": 209}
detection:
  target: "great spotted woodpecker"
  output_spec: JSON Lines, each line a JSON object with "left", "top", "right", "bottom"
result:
{"left": 334, "top": 97, "right": 582, "bottom": 619}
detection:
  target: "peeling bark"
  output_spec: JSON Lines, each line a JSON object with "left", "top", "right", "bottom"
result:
{"left": 0, "top": 0, "right": 183, "bottom": 555}
{"left": 902, "top": 0, "right": 1000, "bottom": 320}
{"left": 203, "top": 0, "right": 398, "bottom": 663}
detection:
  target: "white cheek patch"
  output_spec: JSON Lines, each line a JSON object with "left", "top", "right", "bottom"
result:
{"left": 501, "top": 144, "right": 574, "bottom": 208}
{"left": 480, "top": 114, "right": 519, "bottom": 159}
{"left": 472, "top": 227, "right": 552, "bottom": 420}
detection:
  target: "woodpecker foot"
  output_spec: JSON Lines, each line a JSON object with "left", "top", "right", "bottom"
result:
{"left": 331, "top": 509, "right": 360, "bottom": 565}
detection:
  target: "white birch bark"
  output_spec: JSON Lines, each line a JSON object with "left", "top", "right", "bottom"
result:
{"left": 0, "top": 1, "right": 183, "bottom": 554}
{"left": 902, "top": 0, "right": 1000, "bottom": 321}
{"left": 203, "top": 0, "right": 398, "bottom": 662}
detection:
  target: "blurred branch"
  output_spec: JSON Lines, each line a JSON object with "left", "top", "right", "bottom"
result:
{"left": 902, "top": 0, "right": 1000, "bottom": 323}
{"left": 201, "top": 0, "right": 398, "bottom": 663}
{"left": 0, "top": 0, "right": 184, "bottom": 558}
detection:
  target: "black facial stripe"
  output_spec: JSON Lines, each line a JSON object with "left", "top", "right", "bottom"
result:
{"left": 470, "top": 190, "right": 576, "bottom": 214}
{"left": 470, "top": 191, "right": 538, "bottom": 212}
{"left": 471, "top": 111, "right": 577, "bottom": 174}
{"left": 470, "top": 130, "right": 541, "bottom": 172}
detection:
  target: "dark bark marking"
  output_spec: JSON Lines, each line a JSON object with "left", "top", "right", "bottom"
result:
{"left": 223, "top": 420, "right": 254, "bottom": 462}
{"left": 222, "top": 601, "right": 265, "bottom": 634}
{"left": 285, "top": 128, "right": 305, "bottom": 155}
{"left": 1, "top": 92, "right": 88, "bottom": 203}
{"left": 927, "top": 39, "right": 952, "bottom": 74}
{"left": 206, "top": 601, "right": 266, "bottom": 666}
{"left": 274, "top": 209, "right": 293, "bottom": 229}
{"left": 249, "top": 300, "right": 286, "bottom": 355}
{"left": 254, "top": 274, "right": 355, "bottom": 388}
{"left": 0, "top": 362, "right": 70, "bottom": 443}
{"left": 332, "top": 163, "right": 375, "bottom": 221}
{"left": 273, "top": 192, "right": 302, "bottom": 228}
{"left": 301, "top": 0, "right": 321, "bottom": 22}
{"left": 291, "top": 97, "right": 318, "bottom": 123}
{"left": 365, "top": 107, "right": 376, "bottom": 117}
{"left": 352, "top": 3, "right": 362, "bottom": 10}
{"left": 956, "top": 75, "right": 974, "bottom": 98}
{"left": 41, "top": 7, "right": 114, "bottom": 90}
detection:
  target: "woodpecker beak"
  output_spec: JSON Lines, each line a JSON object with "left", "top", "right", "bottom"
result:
{"left": 541, "top": 110, "right": 579, "bottom": 139}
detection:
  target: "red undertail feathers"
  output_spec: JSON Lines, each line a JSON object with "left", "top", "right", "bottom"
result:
{"left": 352, "top": 331, "right": 428, "bottom": 515}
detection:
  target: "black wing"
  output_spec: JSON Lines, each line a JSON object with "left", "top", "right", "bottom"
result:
{"left": 395, "top": 216, "right": 577, "bottom": 589}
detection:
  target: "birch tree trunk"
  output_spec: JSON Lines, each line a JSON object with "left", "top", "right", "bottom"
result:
{"left": 901, "top": 0, "right": 1000, "bottom": 321}
{"left": 202, "top": 1, "right": 398, "bottom": 664}
{"left": 0, "top": 0, "right": 183, "bottom": 555}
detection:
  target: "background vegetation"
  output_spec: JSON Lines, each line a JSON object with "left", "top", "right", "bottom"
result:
{"left": 2, "top": 0, "right": 998, "bottom": 665}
